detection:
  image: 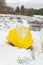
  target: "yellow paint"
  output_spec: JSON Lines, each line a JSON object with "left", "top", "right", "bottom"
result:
{"left": 7, "top": 26, "right": 34, "bottom": 48}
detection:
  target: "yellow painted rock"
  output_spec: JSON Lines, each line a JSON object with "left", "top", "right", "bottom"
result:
{"left": 7, "top": 26, "right": 34, "bottom": 48}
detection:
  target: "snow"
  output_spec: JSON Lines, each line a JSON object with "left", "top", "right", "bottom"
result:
{"left": 0, "top": 14, "right": 43, "bottom": 65}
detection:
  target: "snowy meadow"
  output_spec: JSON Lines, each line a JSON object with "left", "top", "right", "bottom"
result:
{"left": 0, "top": 14, "right": 43, "bottom": 65}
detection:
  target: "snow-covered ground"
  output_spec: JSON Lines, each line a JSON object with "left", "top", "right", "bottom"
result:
{"left": 0, "top": 14, "right": 43, "bottom": 65}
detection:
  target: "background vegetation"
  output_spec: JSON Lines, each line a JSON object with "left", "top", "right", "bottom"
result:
{"left": 0, "top": 0, "right": 43, "bottom": 16}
